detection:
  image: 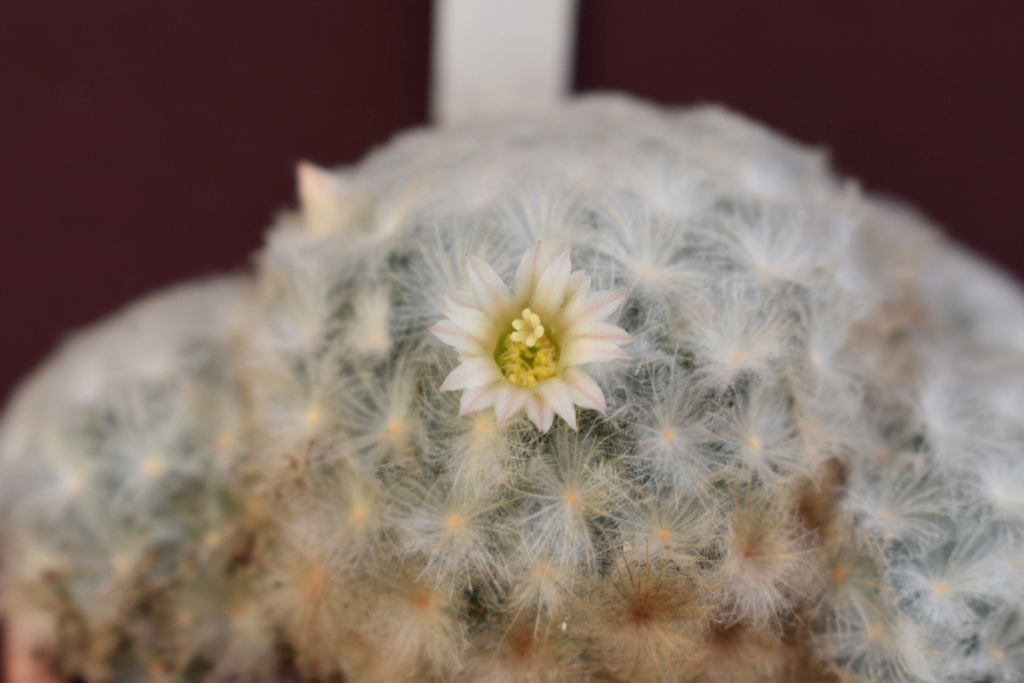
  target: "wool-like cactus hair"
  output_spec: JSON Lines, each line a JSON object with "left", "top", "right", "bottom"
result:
{"left": 2, "top": 96, "right": 1023, "bottom": 682}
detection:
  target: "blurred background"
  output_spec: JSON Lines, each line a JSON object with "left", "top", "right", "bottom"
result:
{"left": 1, "top": 1, "right": 1022, "bottom": 407}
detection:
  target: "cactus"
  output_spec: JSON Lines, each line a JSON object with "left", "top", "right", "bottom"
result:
{"left": 2, "top": 95, "right": 1023, "bottom": 682}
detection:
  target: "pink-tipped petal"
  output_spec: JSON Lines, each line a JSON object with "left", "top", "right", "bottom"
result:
{"left": 562, "top": 368, "right": 607, "bottom": 414}
{"left": 513, "top": 241, "right": 548, "bottom": 299}
{"left": 440, "top": 305, "right": 496, "bottom": 341}
{"left": 494, "top": 385, "right": 529, "bottom": 428}
{"left": 429, "top": 320, "right": 486, "bottom": 353}
{"left": 526, "top": 394, "right": 556, "bottom": 432}
{"left": 459, "top": 383, "right": 498, "bottom": 415}
{"left": 467, "top": 255, "right": 513, "bottom": 315}
{"left": 561, "top": 338, "right": 631, "bottom": 366}
{"left": 582, "top": 323, "right": 633, "bottom": 346}
{"left": 538, "top": 379, "right": 578, "bottom": 430}
{"left": 531, "top": 249, "right": 573, "bottom": 315}
{"left": 562, "top": 290, "right": 626, "bottom": 332}
{"left": 563, "top": 271, "right": 590, "bottom": 304}
{"left": 444, "top": 290, "right": 477, "bottom": 309}
{"left": 441, "top": 358, "right": 502, "bottom": 392}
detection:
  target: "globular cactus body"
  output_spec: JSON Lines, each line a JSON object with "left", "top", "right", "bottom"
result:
{"left": 2, "top": 96, "right": 1023, "bottom": 682}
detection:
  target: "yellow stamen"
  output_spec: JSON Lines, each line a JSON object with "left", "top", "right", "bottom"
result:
{"left": 509, "top": 308, "right": 545, "bottom": 346}
{"left": 497, "top": 308, "right": 559, "bottom": 388}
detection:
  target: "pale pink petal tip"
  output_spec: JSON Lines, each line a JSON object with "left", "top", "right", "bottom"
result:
{"left": 584, "top": 323, "right": 633, "bottom": 346}
{"left": 526, "top": 395, "right": 553, "bottom": 432}
{"left": 428, "top": 321, "right": 460, "bottom": 345}
{"left": 563, "top": 370, "right": 607, "bottom": 414}
{"left": 538, "top": 380, "right": 578, "bottom": 431}
{"left": 440, "top": 358, "right": 500, "bottom": 392}
{"left": 444, "top": 289, "right": 477, "bottom": 308}
{"left": 494, "top": 386, "right": 528, "bottom": 429}
{"left": 570, "top": 290, "right": 628, "bottom": 328}
{"left": 466, "top": 255, "right": 513, "bottom": 313}
{"left": 514, "top": 241, "right": 548, "bottom": 297}
{"left": 532, "top": 248, "right": 573, "bottom": 314}
{"left": 561, "top": 338, "right": 632, "bottom": 366}
{"left": 459, "top": 384, "right": 496, "bottom": 416}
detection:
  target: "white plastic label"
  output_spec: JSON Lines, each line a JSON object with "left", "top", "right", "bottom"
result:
{"left": 432, "top": 0, "right": 577, "bottom": 124}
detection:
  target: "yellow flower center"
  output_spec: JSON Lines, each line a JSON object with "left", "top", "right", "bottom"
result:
{"left": 496, "top": 307, "right": 559, "bottom": 388}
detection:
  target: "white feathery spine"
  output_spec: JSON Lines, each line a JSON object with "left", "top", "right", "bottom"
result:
{"left": 0, "top": 96, "right": 1022, "bottom": 682}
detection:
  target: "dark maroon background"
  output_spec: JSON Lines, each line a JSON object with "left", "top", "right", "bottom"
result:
{"left": 2, "top": 0, "right": 1023, "bottom": 410}
{"left": 1, "top": 2, "right": 1024, "bottom": 677}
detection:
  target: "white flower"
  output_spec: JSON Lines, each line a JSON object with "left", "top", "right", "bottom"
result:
{"left": 430, "top": 243, "right": 631, "bottom": 432}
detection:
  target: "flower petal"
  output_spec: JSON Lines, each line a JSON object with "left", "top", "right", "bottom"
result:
{"left": 538, "top": 379, "right": 577, "bottom": 430}
{"left": 429, "top": 320, "right": 486, "bottom": 354}
{"left": 563, "top": 271, "right": 590, "bottom": 304}
{"left": 440, "top": 305, "right": 497, "bottom": 341}
{"left": 441, "top": 357, "right": 502, "bottom": 391}
{"left": 459, "top": 383, "right": 498, "bottom": 416}
{"left": 467, "top": 255, "right": 513, "bottom": 315}
{"left": 562, "top": 368, "right": 607, "bottom": 414}
{"left": 513, "top": 241, "right": 548, "bottom": 300}
{"left": 530, "top": 248, "right": 572, "bottom": 316}
{"left": 561, "top": 290, "right": 626, "bottom": 333}
{"left": 494, "top": 385, "right": 529, "bottom": 428}
{"left": 581, "top": 322, "right": 633, "bottom": 346}
{"left": 526, "top": 393, "right": 555, "bottom": 432}
{"left": 444, "top": 290, "right": 477, "bottom": 309}
{"left": 561, "top": 338, "right": 631, "bottom": 366}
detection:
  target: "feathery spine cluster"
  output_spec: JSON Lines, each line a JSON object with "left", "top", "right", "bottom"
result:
{"left": 1, "top": 97, "right": 1023, "bottom": 683}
